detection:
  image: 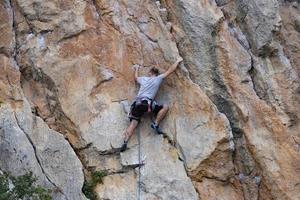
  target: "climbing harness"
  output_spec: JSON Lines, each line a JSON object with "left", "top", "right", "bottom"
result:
{"left": 128, "top": 97, "right": 156, "bottom": 121}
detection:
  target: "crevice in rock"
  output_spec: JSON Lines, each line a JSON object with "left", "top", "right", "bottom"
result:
{"left": 17, "top": 55, "right": 129, "bottom": 200}
{"left": 91, "top": 0, "right": 102, "bottom": 18}
{"left": 210, "top": 19, "right": 276, "bottom": 197}
{"left": 202, "top": 175, "right": 229, "bottom": 183}
{"left": 20, "top": 66, "right": 87, "bottom": 149}
{"left": 8, "top": 2, "right": 66, "bottom": 196}
{"left": 154, "top": 1, "right": 231, "bottom": 198}
{"left": 210, "top": 94, "right": 263, "bottom": 200}
{"left": 226, "top": 20, "right": 271, "bottom": 104}
{"left": 8, "top": 0, "right": 18, "bottom": 64}
{"left": 8, "top": 2, "right": 92, "bottom": 198}
{"left": 90, "top": 0, "right": 123, "bottom": 35}
{"left": 0, "top": 48, "right": 11, "bottom": 58}
{"left": 57, "top": 29, "right": 87, "bottom": 43}
{"left": 97, "top": 148, "right": 122, "bottom": 156}
{"left": 12, "top": 112, "right": 66, "bottom": 198}
{"left": 18, "top": 66, "right": 94, "bottom": 197}
{"left": 188, "top": 140, "right": 234, "bottom": 182}
{"left": 11, "top": 0, "right": 34, "bottom": 35}
{"left": 138, "top": 27, "right": 159, "bottom": 43}
{"left": 160, "top": 1, "right": 269, "bottom": 199}
{"left": 248, "top": 58, "right": 265, "bottom": 101}
{"left": 89, "top": 75, "right": 113, "bottom": 97}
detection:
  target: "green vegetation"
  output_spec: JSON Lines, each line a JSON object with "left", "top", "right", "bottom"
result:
{"left": 0, "top": 171, "right": 52, "bottom": 200}
{"left": 82, "top": 170, "right": 107, "bottom": 200}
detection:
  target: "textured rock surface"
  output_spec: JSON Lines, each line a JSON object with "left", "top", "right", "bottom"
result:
{"left": 165, "top": 0, "right": 300, "bottom": 199}
{"left": 0, "top": 1, "right": 85, "bottom": 199}
{"left": 0, "top": 0, "right": 299, "bottom": 200}
{"left": 195, "top": 178, "right": 243, "bottom": 200}
{"left": 236, "top": 0, "right": 282, "bottom": 54}
{"left": 0, "top": 67, "right": 85, "bottom": 199}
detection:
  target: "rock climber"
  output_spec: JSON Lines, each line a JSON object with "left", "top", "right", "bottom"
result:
{"left": 120, "top": 56, "right": 183, "bottom": 152}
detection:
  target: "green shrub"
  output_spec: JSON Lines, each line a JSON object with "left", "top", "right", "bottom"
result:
{"left": 0, "top": 171, "right": 52, "bottom": 200}
{"left": 82, "top": 170, "right": 107, "bottom": 200}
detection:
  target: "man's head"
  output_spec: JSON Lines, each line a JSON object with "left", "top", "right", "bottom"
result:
{"left": 149, "top": 67, "right": 160, "bottom": 77}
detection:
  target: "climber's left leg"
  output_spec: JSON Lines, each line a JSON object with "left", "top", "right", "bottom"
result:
{"left": 123, "top": 119, "right": 139, "bottom": 141}
{"left": 120, "top": 119, "right": 139, "bottom": 152}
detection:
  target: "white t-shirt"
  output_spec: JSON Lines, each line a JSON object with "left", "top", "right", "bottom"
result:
{"left": 136, "top": 74, "right": 164, "bottom": 99}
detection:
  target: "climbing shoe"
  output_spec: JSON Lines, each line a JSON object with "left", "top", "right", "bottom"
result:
{"left": 150, "top": 122, "right": 164, "bottom": 135}
{"left": 120, "top": 140, "right": 128, "bottom": 152}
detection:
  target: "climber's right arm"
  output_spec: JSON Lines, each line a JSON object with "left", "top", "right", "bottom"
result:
{"left": 134, "top": 65, "right": 140, "bottom": 81}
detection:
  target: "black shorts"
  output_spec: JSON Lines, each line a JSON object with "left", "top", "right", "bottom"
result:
{"left": 129, "top": 100, "right": 163, "bottom": 122}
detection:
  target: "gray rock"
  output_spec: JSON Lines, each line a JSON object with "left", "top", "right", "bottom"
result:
{"left": 96, "top": 171, "right": 137, "bottom": 200}
{"left": 175, "top": 113, "right": 232, "bottom": 172}
{"left": 236, "top": 0, "right": 282, "bottom": 55}
{"left": 216, "top": 0, "right": 231, "bottom": 6}
{"left": 250, "top": 45, "right": 299, "bottom": 127}
{"left": 168, "top": 0, "right": 224, "bottom": 92}
{"left": 15, "top": 100, "right": 86, "bottom": 200}
{"left": 116, "top": 130, "right": 199, "bottom": 200}
{"left": 16, "top": 0, "right": 86, "bottom": 40}
{"left": 0, "top": 0, "right": 15, "bottom": 55}
{"left": 0, "top": 103, "right": 49, "bottom": 186}
{"left": 0, "top": 100, "right": 86, "bottom": 200}
{"left": 292, "top": 2, "right": 298, "bottom": 8}
{"left": 294, "top": 16, "right": 300, "bottom": 32}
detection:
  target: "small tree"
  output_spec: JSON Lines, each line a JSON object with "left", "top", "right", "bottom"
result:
{"left": 0, "top": 171, "right": 52, "bottom": 200}
{"left": 82, "top": 170, "right": 107, "bottom": 200}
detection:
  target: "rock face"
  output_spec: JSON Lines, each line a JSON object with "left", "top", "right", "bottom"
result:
{"left": 0, "top": 0, "right": 299, "bottom": 200}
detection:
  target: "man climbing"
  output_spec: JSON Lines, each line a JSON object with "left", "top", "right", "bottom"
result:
{"left": 120, "top": 56, "right": 183, "bottom": 152}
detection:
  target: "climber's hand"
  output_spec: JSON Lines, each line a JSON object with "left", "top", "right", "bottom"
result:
{"left": 133, "top": 64, "right": 140, "bottom": 70}
{"left": 162, "top": 56, "right": 183, "bottom": 78}
{"left": 133, "top": 64, "right": 140, "bottom": 80}
{"left": 176, "top": 56, "right": 183, "bottom": 63}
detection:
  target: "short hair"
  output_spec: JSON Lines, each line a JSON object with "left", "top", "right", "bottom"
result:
{"left": 149, "top": 67, "right": 159, "bottom": 76}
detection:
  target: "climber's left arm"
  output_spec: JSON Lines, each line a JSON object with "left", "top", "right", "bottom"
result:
{"left": 161, "top": 57, "right": 183, "bottom": 78}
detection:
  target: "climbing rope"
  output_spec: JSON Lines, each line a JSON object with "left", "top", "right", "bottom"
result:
{"left": 136, "top": 30, "right": 144, "bottom": 200}
{"left": 136, "top": 125, "right": 142, "bottom": 200}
